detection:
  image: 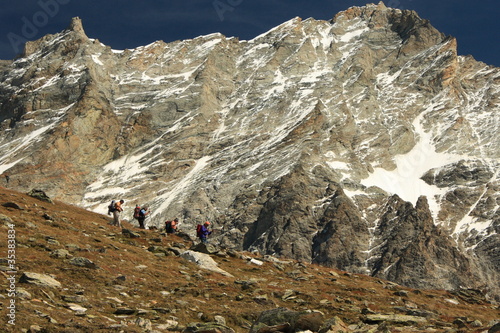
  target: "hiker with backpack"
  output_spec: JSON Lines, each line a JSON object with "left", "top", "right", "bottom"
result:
{"left": 165, "top": 218, "right": 178, "bottom": 234}
{"left": 109, "top": 199, "right": 125, "bottom": 228}
{"left": 196, "top": 221, "right": 212, "bottom": 243}
{"left": 134, "top": 205, "right": 149, "bottom": 229}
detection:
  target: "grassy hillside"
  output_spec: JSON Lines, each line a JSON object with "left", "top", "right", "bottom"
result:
{"left": 0, "top": 186, "right": 498, "bottom": 332}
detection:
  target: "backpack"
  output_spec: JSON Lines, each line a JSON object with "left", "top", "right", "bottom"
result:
{"left": 133, "top": 206, "right": 141, "bottom": 219}
{"left": 108, "top": 200, "right": 116, "bottom": 215}
{"left": 196, "top": 224, "right": 203, "bottom": 237}
{"left": 165, "top": 221, "right": 173, "bottom": 233}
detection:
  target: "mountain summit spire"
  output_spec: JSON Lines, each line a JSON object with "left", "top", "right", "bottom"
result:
{"left": 67, "top": 16, "right": 87, "bottom": 38}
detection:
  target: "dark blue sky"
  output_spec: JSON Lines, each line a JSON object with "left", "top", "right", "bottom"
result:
{"left": 1, "top": 0, "right": 498, "bottom": 67}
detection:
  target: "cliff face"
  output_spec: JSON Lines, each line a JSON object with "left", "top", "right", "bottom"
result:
{"left": 0, "top": 4, "right": 498, "bottom": 298}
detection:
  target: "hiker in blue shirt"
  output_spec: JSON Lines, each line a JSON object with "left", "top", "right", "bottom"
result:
{"left": 137, "top": 206, "right": 149, "bottom": 229}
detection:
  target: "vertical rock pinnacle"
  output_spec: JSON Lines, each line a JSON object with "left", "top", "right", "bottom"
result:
{"left": 67, "top": 17, "right": 88, "bottom": 39}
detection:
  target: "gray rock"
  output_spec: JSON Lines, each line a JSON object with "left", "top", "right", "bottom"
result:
{"left": 0, "top": 214, "right": 13, "bottom": 225}
{"left": 29, "top": 325, "right": 43, "bottom": 332}
{"left": 393, "top": 306, "right": 436, "bottom": 318}
{"left": 148, "top": 245, "right": 169, "bottom": 255}
{"left": 27, "top": 189, "right": 53, "bottom": 203}
{"left": 50, "top": 249, "right": 72, "bottom": 259}
{"left": 393, "top": 290, "right": 409, "bottom": 297}
{"left": 281, "top": 289, "right": 296, "bottom": 301}
{"left": 180, "top": 250, "right": 233, "bottom": 277}
{"left": 235, "top": 279, "right": 259, "bottom": 291}
{"left": 62, "top": 295, "right": 87, "bottom": 303}
{"left": 363, "top": 314, "right": 428, "bottom": 325}
{"left": 114, "top": 308, "right": 137, "bottom": 315}
{"left": 250, "top": 308, "right": 324, "bottom": 333}
{"left": 318, "top": 316, "right": 351, "bottom": 333}
{"left": 253, "top": 294, "right": 273, "bottom": 306}
{"left": 422, "top": 160, "right": 494, "bottom": 188}
{"left": 190, "top": 242, "right": 219, "bottom": 255}
{"left": 26, "top": 221, "right": 38, "bottom": 229}
{"left": 157, "top": 320, "right": 179, "bottom": 330}
{"left": 46, "top": 238, "right": 60, "bottom": 246}
{"left": 183, "top": 322, "right": 235, "bottom": 333}
{"left": 19, "top": 272, "right": 62, "bottom": 288}
{"left": 65, "top": 243, "right": 80, "bottom": 251}
{"left": 248, "top": 258, "right": 264, "bottom": 266}
{"left": 69, "top": 257, "right": 97, "bottom": 269}
{"left": 16, "top": 287, "right": 32, "bottom": 300}
{"left": 65, "top": 303, "right": 87, "bottom": 314}
{"left": 214, "top": 315, "right": 226, "bottom": 326}
{"left": 122, "top": 228, "right": 141, "bottom": 238}
{"left": 2, "top": 202, "right": 24, "bottom": 210}
{"left": 168, "top": 246, "right": 184, "bottom": 256}
{"left": 489, "top": 322, "right": 500, "bottom": 333}
{"left": 135, "top": 317, "right": 152, "bottom": 330}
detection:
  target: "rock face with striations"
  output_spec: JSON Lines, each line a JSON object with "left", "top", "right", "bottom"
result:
{"left": 0, "top": 4, "right": 498, "bottom": 298}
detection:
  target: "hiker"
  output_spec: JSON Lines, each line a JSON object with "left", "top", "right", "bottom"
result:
{"left": 4, "top": 174, "right": 9, "bottom": 184}
{"left": 133, "top": 205, "right": 141, "bottom": 219}
{"left": 112, "top": 200, "right": 125, "bottom": 228}
{"left": 137, "top": 206, "right": 149, "bottom": 229}
{"left": 197, "top": 221, "right": 212, "bottom": 243}
{"left": 165, "top": 218, "right": 178, "bottom": 234}
{"left": 133, "top": 204, "right": 141, "bottom": 225}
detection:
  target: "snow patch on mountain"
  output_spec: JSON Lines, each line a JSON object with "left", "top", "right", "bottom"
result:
{"left": 361, "top": 108, "right": 466, "bottom": 217}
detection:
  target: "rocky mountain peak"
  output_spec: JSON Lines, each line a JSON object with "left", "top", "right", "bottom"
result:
{"left": 67, "top": 16, "right": 86, "bottom": 36}
{"left": 0, "top": 4, "right": 499, "bottom": 300}
{"left": 334, "top": 2, "right": 445, "bottom": 57}
{"left": 22, "top": 16, "right": 89, "bottom": 58}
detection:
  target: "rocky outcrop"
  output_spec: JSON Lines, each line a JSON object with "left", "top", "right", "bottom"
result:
{"left": 250, "top": 308, "right": 325, "bottom": 333}
{"left": 368, "top": 196, "right": 480, "bottom": 290}
{"left": 180, "top": 250, "right": 234, "bottom": 277}
{"left": 0, "top": 3, "right": 498, "bottom": 298}
{"left": 19, "top": 272, "right": 62, "bottom": 288}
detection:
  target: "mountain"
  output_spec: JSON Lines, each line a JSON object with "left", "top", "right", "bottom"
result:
{"left": 0, "top": 2, "right": 498, "bottom": 299}
{"left": 1, "top": 187, "right": 499, "bottom": 333}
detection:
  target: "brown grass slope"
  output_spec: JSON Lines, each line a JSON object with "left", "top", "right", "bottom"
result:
{"left": 0, "top": 186, "right": 499, "bottom": 333}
